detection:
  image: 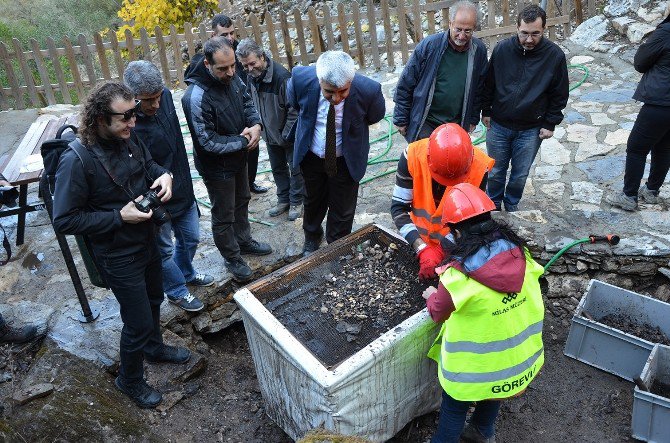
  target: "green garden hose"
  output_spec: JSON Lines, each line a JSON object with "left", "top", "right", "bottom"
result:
{"left": 543, "top": 235, "right": 620, "bottom": 272}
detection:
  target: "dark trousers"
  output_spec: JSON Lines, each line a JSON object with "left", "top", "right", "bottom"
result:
{"left": 100, "top": 242, "right": 164, "bottom": 384}
{"left": 432, "top": 391, "right": 501, "bottom": 443}
{"left": 248, "top": 147, "right": 259, "bottom": 186}
{"left": 301, "top": 151, "right": 359, "bottom": 244}
{"left": 203, "top": 169, "right": 252, "bottom": 260}
{"left": 417, "top": 120, "right": 440, "bottom": 141}
{"left": 623, "top": 103, "right": 670, "bottom": 197}
{"left": 268, "top": 143, "right": 304, "bottom": 205}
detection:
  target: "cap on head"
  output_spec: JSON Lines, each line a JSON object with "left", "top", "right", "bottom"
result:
{"left": 427, "top": 123, "right": 474, "bottom": 186}
{"left": 441, "top": 183, "right": 496, "bottom": 226}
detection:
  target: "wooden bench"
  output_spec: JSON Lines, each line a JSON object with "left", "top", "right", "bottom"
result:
{"left": 0, "top": 114, "right": 78, "bottom": 245}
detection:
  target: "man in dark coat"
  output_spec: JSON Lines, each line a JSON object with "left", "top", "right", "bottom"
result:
{"left": 182, "top": 37, "right": 272, "bottom": 283}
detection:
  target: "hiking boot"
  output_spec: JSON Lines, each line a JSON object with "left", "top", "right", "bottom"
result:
{"left": 288, "top": 204, "right": 303, "bottom": 221}
{"left": 461, "top": 423, "right": 496, "bottom": 443}
{"left": 302, "top": 233, "right": 323, "bottom": 257}
{"left": 0, "top": 323, "right": 37, "bottom": 344}
{"left": 145, "top": 344, "right": 191, "bottom": 364}
{"left": 239, "top": 239, "right": 272, "bottom": 256}
{"left": 114, "top": 377, "right": 162, "bottom": 409}
{"left": 504, "top": 203, "right": 518, "bottom": 212}
{"left": 269, "top": 202, "right": 290, "bottom": 217}
{"left": 225, "top": 256, "right": 253, "bottom": 282}
{"left": 187, "top": 273, "right": 215, "bottom": 287}
{"left": 639, "top": 184, "right": 660, "bottom": 204}
{"left": 250, "top": 182, "right": 269, "bottom": 194}
{"left": 606, "top": 192, "right": 638, "bottom": 211}
{"left": 167, "top": 293, "right": 204, "bottom": 312}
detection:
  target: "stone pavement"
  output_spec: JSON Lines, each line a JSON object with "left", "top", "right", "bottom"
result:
{"left": 0, "top": 38, "right": 668, "bottom": 414}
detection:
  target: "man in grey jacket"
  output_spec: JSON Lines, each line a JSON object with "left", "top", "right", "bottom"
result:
{"left": 236, "top": 39, "right": 304, "bottom": 221}
{"left": 393, "top": 1, "right": 488, "bottom": 142}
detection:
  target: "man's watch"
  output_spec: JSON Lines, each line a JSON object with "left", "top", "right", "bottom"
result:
{"left": 414, "top": 240, "right": 427, "bottom": 255}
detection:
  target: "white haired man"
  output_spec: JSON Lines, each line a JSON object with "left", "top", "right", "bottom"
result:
{"left": 287, "top": 51, "right": 385, "bottom": 255}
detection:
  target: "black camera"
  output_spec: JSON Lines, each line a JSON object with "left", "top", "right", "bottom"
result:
{"left": 0, "top": 186, "right": 19, "bottom": 208}
{"left": 134, "top": 187, "right": 170, "bottom": 225}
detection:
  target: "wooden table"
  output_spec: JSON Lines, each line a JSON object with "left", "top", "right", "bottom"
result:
{"left": 0, "top": 114, "right": 78, "bottom": 245}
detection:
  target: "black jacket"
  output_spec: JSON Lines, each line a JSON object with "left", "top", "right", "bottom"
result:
{"left": 181, "top": 53, "right": 262, "bottom": 180}
{"left": 633, "top": 17, "right": 670, "bottom": 106}
{"left": 482, "top": 35, "right": 569, "bottom": 131}
{"left": 247, "top": 54, "right": 297, "bottom": 147}
{"left": 393, "top": 31, "right": 488, "bottom": 142}
{"left": 133, "top": 87, "right": 195, "bottom": 218}
{"left": 52, "top": 138, "right": 169, "bottom": 259}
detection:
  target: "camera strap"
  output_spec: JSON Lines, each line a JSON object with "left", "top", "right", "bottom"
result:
{"left": 0, "top": 225, "right": 11, "bottom": 266}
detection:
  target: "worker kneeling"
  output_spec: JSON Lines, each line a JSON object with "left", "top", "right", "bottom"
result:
{"left": 423, "top": 183, "right": 545, "bottom": 443}
{"left": 391, "top": 123, "right": 494, "bottom": 281}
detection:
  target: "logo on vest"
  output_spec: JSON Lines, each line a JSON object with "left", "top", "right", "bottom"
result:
{"left": 501, "top": 292, "right": 517, "bottom": 304}
{"left": 491, "top": 365, "right": 536, "bottom": 394}
{"left": 491, "top": 296, "right": 527, "bottom": 316}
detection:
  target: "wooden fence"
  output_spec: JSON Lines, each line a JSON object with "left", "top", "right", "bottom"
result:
{"left": 0, "top": 0, "right": 581, "bottom": 111}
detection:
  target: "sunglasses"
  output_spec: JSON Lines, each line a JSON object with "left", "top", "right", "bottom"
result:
{"left": 107, "top": 100, "right": 140, "bottom": 121}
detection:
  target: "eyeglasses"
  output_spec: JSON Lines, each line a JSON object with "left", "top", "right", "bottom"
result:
{"left": 452, "top": 27, "right": 473, "bottom": 36}
{"left": 518, "top": 31, "right": 543, "bottom": 39}
{"left": 107, "top": 100, "right": 140, "bottom": 121}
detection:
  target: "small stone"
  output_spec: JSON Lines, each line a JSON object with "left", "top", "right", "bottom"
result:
{"left": 12, "top": 383, "right": 54, "bottom": 405}
{"left": 320, "top": 306, "right": 328, "bottom": 313}
{"left": 604, "top": 128, "right": 631, "bottom": 146}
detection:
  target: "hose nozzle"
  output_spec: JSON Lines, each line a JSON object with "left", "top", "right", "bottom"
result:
{"left": 589, "top": 234, "right": 620, "bottom": 245}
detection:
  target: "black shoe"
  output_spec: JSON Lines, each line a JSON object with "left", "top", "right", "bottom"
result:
{"left": 239, "top": 239, "right": 273, "bottom": 256}
{"left": 225, "top": 256, "right": 253, "bottom": 282}
{"left": 114, "top": 377, "right": 162, "bottom": 409}
{"left": 145, "top": 344, "right": 191, "bottom": 364}
{"left": 250, "top": 183, "right": 269, "bottom": 194}
{"left": 0, "top": 324, "right": 38, "bottom": 344}
{"left": 302, "top": 233, "right": 323, "bottom": 257}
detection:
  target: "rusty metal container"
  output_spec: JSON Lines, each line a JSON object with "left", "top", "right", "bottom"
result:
{"left": 234, "top": 224, "right": 441, "bottom": 442}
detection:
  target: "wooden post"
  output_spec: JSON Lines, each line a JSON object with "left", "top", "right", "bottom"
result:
{"left": 367, "top": 0, "right": 381, "bottom": 70}
{"left": 155, "top": 26, "right": 171, "bottom": 86}
{"left": 412, "top": 0, "right": 423, "bottom": 42}
{"left": 337, "top": 3, "right": 351, "bottom": 54}
{"left": 502, "top": 0, "right": 511, "bottom": 26}
{"left": 140, "top": 27, "right": 152, "bottom": 60}
{"left": 265, "top": 11, "right": 281, "bottom": 61}
{"left": 29, "top": 39, "right": 57, "bottom": 105}
{"left": 308, "top": 6, "right": 323, "bottom": 57}
{"left": 352, "top": 2, "right": 366, "bottom": 67}
{"left": 78, "top": 34, "right": 97, "bottom": 86}
{"left": 427, "top": 0, "right": 437, "bottom": 35}
{"left": 574, "top": 0, "right": 584, "bottom": 25}
{"left": 442, "top": 7, "right": 450, "bottom": 30}
{"left": 279, "top": 11, "right": 294, "bottom": 68}
{"left": 184, "top": 23, "right": 196, "bottom": 58}
{"left": 46, "top": 37, "right": 72, "bottom": 104}
{"left": 381, "top": 0, "right": 395, "bottom": 69}
{"left": 250, "top": 13, "right": 263, "bottom": 44}
{"left": 564, "top": 0, "right": 574, "bottom": 35}
{"left": 293, "top": 8, "right": 309, "bottom": 65}
{"left": 323, "top": 5, "right": 336, "bottom": 50}
{"left": 169, "top": 24, "right": 185, "bottom": 88}
{"left": 62, "top": 36, "right": 86, "bottom": 102}
{"left": 548, "top": 0, "right": 556, "bottom": 41}
{"left": 124, "top": 29, "right": 136, "bottom": 61}
{"left": 0, "top": 42, "right": 25, "bottom": 109}
{"left": 107, "top": 29, "right": 125, "bottom": 80}
{"left": 397, "top": 0, "right": 410, "bottom": 64}
{"left": 12, "top": 39, "right": 41, "bottom": 107}
{"left": 487, "top": 0, "right": 496, "bottom": 47}
{"left": 93, "top": 33, "right": 111, "bottom": 80}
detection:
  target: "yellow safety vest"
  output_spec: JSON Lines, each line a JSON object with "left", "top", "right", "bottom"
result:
{"left": 429, "top": 252, "right": 545, "bottom": 401}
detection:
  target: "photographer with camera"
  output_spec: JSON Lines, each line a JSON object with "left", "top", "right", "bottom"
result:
{"left": 124, "top": 60, "right": 212, "bottom": 313}
{"left": 53, "top": 81, "right": 190, "bottom": 409}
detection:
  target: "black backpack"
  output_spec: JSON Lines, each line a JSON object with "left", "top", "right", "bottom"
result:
{"left": 39, "top": 124, "right": 107, "bottom": 288}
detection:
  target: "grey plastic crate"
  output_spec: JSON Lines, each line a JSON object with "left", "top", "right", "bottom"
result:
{"left": 564, "top": 279, "right": 670, "bottom": 381}
{"left": 632, "top": 344, "right": 670, "bottom": 442}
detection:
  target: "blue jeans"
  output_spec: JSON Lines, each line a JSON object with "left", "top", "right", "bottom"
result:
{"left": 432, "top": 391, "right": 501, "bottom": 443}
{"left": 486, "top": 120, "right": 542, "bottom": 209}
{"left": 267, "top": 143, "right": 304, "bottom": 205}
{"left": 156, "top": 201, "right": 200, "bottom": 299}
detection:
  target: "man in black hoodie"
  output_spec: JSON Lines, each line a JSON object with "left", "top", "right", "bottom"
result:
{"left": 182, "top": 36, "right": 272, "bottom": 283}
{"left": 481, "top": 4, "right": 569, "bottom": 212}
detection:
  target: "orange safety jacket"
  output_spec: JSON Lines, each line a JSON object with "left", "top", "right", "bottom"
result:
{"left": 406, "top": 139, "right": 494, "bottom": 246}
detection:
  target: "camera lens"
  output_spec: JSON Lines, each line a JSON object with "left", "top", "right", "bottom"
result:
{"left": 151, "top": 206, "right": 171, "bottom": 226}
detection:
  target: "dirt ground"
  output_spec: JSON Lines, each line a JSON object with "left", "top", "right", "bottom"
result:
{"left": 133, "top": 289, "right": 638, "bottom": 443}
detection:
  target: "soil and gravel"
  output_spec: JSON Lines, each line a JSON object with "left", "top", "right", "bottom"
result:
{"left": 650, "top": 381, "right": 670, "bottom": 399}
{"left": 263, "top": 235, "right": 427, "bottom": 368}
{"left": 599, "top": 313, "right": 670, "bottom": 345}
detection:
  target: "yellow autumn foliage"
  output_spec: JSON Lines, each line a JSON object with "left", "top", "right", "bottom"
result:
{"left": 117, "top": 0, "right": 219, "bottom": 38}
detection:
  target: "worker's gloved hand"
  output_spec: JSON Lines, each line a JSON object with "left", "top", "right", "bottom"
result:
{"left": 417, "top": 245, "right": 445, "bottom": 280}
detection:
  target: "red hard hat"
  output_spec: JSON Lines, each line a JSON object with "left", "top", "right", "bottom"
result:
{"left": 427, "top": 123, "right": 474, "bottom": 187}
{"left": 442, "top": 183, "right": 497, "bottom": 225}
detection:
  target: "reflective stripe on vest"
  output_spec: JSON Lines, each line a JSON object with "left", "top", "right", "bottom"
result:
{"left": 406, "top": 138, "right": 495, "bottom": 247}
{"left": 433, "top": 253, "right": 545, "bottom": 401}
